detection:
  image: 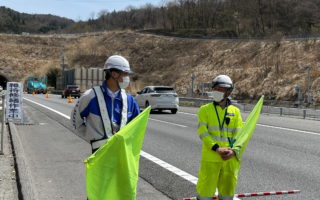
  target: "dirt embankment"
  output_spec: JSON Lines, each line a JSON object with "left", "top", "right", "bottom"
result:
{"left": 0, "top": 31, "right": 319, "bottom": 104}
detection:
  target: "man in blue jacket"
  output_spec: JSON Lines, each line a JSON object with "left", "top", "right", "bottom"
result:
{"left": 71, "top": 55, "right": 140, "bottom": 153}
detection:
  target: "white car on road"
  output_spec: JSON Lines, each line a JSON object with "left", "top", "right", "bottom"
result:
{"left": 135, "top": 86, "right": 179, "bottom": 114}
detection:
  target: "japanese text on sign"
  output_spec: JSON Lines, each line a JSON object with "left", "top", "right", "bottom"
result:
{"left": 6, "top": 82, "right": 23, "bottom": 122}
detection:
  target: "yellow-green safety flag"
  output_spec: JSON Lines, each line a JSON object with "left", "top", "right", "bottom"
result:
{"left": 232, "top": 96, "right": 264, "bottom": 161}
{"left": 85, "top": 107, "right": 151, "bottom": 200}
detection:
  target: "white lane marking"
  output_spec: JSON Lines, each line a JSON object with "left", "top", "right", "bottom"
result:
{"left": 178, "top": 111, "right": 197, "bottom": 116}
{"left": 178, "top": 111, "right": 320, "bottom": 136}
{"left": 24, "top": 98, "right": 70, "bottom": 119}
{"left": 24, "top": 97, "right": 198, "bottom": 185}
{"left": 257, "top": 124, "right": 320, "bottom": 136}
{"left": 141, "top": 151, "right": 198, "bottom": 184}
{"left": 149, "top": 118, "right": 187, "bottom": 128}
{"left": 25, "top": 97, "right": 186, "bottom": 128}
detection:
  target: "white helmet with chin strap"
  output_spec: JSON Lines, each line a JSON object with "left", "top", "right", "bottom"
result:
{"left": 212, "top": 75, "right": 233, "bottom": 89}
{"left": 211, "top": 75, "right": 233, "bottom": 102}
{"left": 104, "top": 55, "right": 133, "bottom": 74}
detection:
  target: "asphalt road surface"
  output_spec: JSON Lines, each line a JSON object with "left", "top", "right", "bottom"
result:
{"left": 21, "top": 94, "right": 320, "bottom": 200}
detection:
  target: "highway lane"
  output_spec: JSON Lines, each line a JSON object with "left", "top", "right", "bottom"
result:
{"left": 15, "top": 104, "right": 90, "bottom": 200}
{"left": 23, "top": 94, "right": 320, "bottom": 199}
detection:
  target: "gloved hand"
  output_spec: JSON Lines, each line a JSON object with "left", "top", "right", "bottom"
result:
{"left": 216, "top": 147, "right": 235, "bottom": 160}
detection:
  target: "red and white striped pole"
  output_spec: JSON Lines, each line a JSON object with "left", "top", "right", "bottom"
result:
{"left": 183, "top": 190, "right": 300, "bottom": 200}
{"left": 236, "top": 190, "right": 300, "bottom": 198}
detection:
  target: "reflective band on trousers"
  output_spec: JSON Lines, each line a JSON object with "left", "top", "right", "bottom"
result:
{"left": 196, "top": 195, "right": 213, "bottom": 200}
{"left": 91, "top": 139, "right": 108, "bottom": 150}
{"left": 199, "top": 132, "right": 231, "bottom": 142}
{"left": 197, "top": 195, "right": 234, "bottom": 200}
{"left": 218, "top": 195, "right": 234, "bottom": 200}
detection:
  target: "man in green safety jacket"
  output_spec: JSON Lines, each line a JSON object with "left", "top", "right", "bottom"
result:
{"left": 196, "top": 75, "right": 243, "bottom": 200}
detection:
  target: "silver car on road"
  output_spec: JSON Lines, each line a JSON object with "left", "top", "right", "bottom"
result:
{"left": 135, "top": 86, "right": 179, "bottom": 114}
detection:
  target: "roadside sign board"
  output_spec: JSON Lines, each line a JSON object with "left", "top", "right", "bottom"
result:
{"left": 5, "top": 82, "right": 23, "bottom": 122}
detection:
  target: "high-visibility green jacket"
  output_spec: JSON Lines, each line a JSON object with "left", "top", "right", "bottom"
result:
{"left": 198, "top": 100, "right": 243, "bottom": 162}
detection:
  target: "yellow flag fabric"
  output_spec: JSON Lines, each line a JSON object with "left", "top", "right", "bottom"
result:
{"left": 85, "top": 107, "right": 151, "bottom": 200}
{"left": 232, "top": 96, "right": 264, "bottom": 161}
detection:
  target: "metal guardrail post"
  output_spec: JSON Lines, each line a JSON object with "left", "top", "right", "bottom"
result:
{"left": 0, "top": 94, "right": 4, "bottom": 155}
{"left": 280, "top": 108, "right": 283, "bottom": 116}
{"left": 303, "top": 110, "right": 306, "bottom": 119}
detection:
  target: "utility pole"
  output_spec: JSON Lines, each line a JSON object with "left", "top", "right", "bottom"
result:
{"left": 294, "top": 85, "right": 301, "bottom": 107}
{"left": 304, "top": 65, "right": 312, "bottom": 106}
{"left": 318, "top": 63, "right": 320, "bottom": 100}
{"left": 61, "top": 55, "right": 68, "bottom": 89}
{"left": 191, "top": 72, "right": 195, "bottom": 97}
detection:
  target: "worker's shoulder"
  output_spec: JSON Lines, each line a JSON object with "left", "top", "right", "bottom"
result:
{"left": 228, "top": 104, "right": 241, "bottom": 113}
{"left": 199, "top": 102, "right": 241, "bottom": 112}
{"left": 82, "top": 88, "right": 95, "bottom": 97}
{"left": 78, "top": 88, "right": 95, "bottom": 103}
{"left": 199, "top": 102, "right": 214, "bottom": 111}
{"left": 126, "top": 93, "right": 138, "bottom": 103}
{"left": 125, "top": 92, "right": 134, "bottom": 97}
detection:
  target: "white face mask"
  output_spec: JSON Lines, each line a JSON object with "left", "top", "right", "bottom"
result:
{"left": 211, "top": 90, "right": 225, "bottom": 102}
{"left": 119, "top": 76, "right": 130, "bottom": 89}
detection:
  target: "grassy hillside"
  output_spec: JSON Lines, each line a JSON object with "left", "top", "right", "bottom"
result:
{"left": 0, "top": 31, "right": 319, "bottom": 105}
{"left": 0, "top": 6, "right": 74, "bottom": 33}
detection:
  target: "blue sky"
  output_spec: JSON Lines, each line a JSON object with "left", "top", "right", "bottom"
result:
{"left": 0, "top": 0, "right": 165, "bottom": 21}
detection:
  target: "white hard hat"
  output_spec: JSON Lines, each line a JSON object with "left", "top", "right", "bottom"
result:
{"left": 212, "top": 75, "right": 233, "bottom": 89}
{"left": 104, "top": 55, "right": 133, "bottom": 74}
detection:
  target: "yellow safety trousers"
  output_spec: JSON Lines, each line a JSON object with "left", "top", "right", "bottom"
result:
{"left": 196, "top": 157, "right": 240, "bottom": 200}
{"left": 197, "top": 102, "right": 243, "bottom": 200}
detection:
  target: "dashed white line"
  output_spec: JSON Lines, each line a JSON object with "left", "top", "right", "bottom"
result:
{"left": 149, "top": 118, "right": 187, "bottom": 128}
{"left": 178, "top": 111, "right": 197, "bottom": 116}
{"left": 257, "top": 124, "right": 320, "bottom": 136}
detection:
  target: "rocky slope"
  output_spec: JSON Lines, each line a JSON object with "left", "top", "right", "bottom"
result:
{"left": 0, "top": 31, "right": 319, "bottom": 104}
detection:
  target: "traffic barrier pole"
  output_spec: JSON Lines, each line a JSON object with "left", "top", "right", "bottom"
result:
{"left": 183, "top": 190, "right": 300, "bottom": 200}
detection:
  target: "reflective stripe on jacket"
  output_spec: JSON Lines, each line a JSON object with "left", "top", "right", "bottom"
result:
{"left": 71, "top": 81, "right": 140, "bottom": 147}
{"left": 198, "top": 100, "right": 243, "bottom": 162}
{"left": 93, "top": 86, "right": 128, "bottom": 138}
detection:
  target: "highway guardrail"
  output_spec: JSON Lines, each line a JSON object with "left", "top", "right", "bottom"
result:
{"left": 179, "top": 97, "right": 320, "bottom": 120}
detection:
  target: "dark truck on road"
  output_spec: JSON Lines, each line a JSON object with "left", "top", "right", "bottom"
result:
{"left": 61, "top": 85, "right": 81, "bottom": 98}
